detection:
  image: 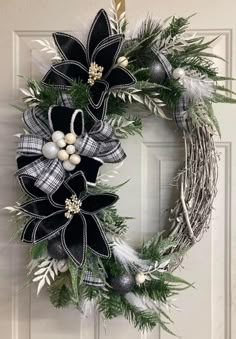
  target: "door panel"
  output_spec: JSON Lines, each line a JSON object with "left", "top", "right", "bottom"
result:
{"left": 0, "top": 1, "right": 235, "bottom": 339}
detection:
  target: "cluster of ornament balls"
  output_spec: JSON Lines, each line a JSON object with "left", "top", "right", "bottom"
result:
{"left": 42, "top": 131, "right": 81, "bottom": 171}
{"left": 48, "top": 235, "right": 146, "bottom": 294}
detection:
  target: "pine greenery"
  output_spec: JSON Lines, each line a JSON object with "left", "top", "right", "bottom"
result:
{"left": 31, "top": 241, "right": 48, "bottom": 259}
{"left": 49, "top": 274, "right": 72, "bottom": 308}
{"left": 68, "top": 81, "right": 89, "bottom": 110}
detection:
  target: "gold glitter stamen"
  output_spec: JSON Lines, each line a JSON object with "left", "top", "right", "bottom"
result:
{"left": 64, "top": 195, "right": 82, "bottom": 219}
{"left": 88, "top": 62, "right": 104, "bottom": 86}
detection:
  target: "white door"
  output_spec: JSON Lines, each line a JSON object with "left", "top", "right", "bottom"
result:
{"left": 0, "top": 1, "right": 235, "bottom": 338}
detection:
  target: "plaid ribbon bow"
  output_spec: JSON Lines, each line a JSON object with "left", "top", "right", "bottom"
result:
{"left": 152, "top": 45, "right": 188, "bottom": 130}
{"left": 16, "top": 111, "right": 125, "bottom": 194}
{"left": 75, "top": 120, "right": 126, "bottom": 163}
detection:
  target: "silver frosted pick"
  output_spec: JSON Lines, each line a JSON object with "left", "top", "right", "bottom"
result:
{"left": 111, "top": 274, "right": 135, "bottom": 294}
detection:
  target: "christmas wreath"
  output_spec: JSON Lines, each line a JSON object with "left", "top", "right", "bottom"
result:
{"left": 6, "top": 2, "right": 236, "bottom": 334}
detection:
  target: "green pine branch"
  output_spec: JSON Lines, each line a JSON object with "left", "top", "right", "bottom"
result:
{"left": 107, "top": 114, "right": 142, "bottom": 139}
{"left": 48, "top": 275, "right": 72, "bottom": 308}
{"left": 31, "top": 241, "right": 48, "bottom": 259}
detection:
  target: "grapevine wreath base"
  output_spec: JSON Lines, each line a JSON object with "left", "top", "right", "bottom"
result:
{"left": 6, "top": 2, "right": 236, "bottom": 334}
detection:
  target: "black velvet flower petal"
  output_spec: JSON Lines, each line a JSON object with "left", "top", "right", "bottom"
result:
{"left": 61, "top": 213, "right": 87, "bottom": 266}
{"left": 49, "top": 182, "right": 75, "bottom": 208}
{"left": 42, "top": 66, "right": 72, "bottom": 88}
{"left": 21, "top": 218, "right": 38, "bottom": 243}
{"left": 85, "top": 214, "right": 110, "bottom": 258}
{"left": 66, "top": 171, "right": 87, "bottom": 196}
{"left": 53, "top": 32, "right": 88, "bottom": 67}
{"left": 33, "top": 211, "right": 71, "bottom": 243}
{"left": 70, "top": 156, "right": 103, "bottom": 184}
{"left": 81, "top": 193, "right": 118, "bottom": 214}
{"left": 20, "top": 198, "right": 59, "bottom": 218}
{"left": 105, "top": 66, "right": 136, "bottom": 89}
{"left": 48, "top": 106, "right": 84, "bottom": 135}
{"left": 16, "top": 155, "right": 42, "bottom": 170}
{"left": 17, "top": 175, "right": 46, "bottom": 199}
{"left": 88, "top": 80, "right": 109, "bottom": 108}
{"left": 91, "top": 35, "right": 123, "bottom": 76}
{"left": 86, "top": 94, "right": 109, "bottom": 121}
{"left": 42, "top": 61, "right": 88, "bottom": 88}
{"left": 87, "top": 9, "right": 112, "bottom": 61}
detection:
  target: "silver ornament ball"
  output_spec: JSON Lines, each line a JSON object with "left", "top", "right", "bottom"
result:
{"left": 111, "top": 273, "right": 135, "bottom": 294}
{"left": 47, "top": 237, "right": 68, "bottom": 260}
{"left": 63, "top": 160, "right": 76, "bottom": 172}
{"left": 66, "top": 145, "right": 76, "bottom": 155}
{"left": 57, "top": 138, "right": 66, "bottom": 148}
{"left": 149, "top": 61, "right": 166, "bottom": 84}
{"left": 57, "top": 260, "right": 69, "bottom": 273}
{"left": 135, "top": 272, "right": 146, "bottom": 284}
{"left": 42, "top": 142, "right": 59, "bottom": 159}
{"left": 52, "top": 130, "right": 65, "bottom": 143}
{"left": 172, "top": 67, "right": 186, "bottom": 80}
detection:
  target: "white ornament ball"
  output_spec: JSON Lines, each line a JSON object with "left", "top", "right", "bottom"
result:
{"left": 117, "top": 56, "right": 129, "bottom": 68}
{"left": 135, "top": 272, "right": 146, "bottom": 285}
{"left": 56, "top": 138, "right": 66, "bottom": 148}
{"left": 57, "top": 149, "right": 69, "bottom": 161}
{"left": 63, "top": 160, "right": 76, "bottom": 172}
{"left": 69, "top": 154, "right": 81, "bottom": 165}
{"left": 65, "top": 133, "right": 76, "bottom": 145}
{"left": 52, "top": 130, "right": 65, "bottom": 143}
{"left": 57, "top": 259, "right": 68, "bottom": 273}
{"left": 42, "top": 142, "right": 59, "bottom": 159}
{"left": 172, "top": 67, "right": 186, "bottom": 80}
{"left": 66, "top": 145, "right": 76, "bottom": 155}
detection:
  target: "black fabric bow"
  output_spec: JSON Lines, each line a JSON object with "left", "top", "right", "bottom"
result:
{"left": 19, "top": 172, "right": 118, "bottom": 266}
{"left": 42, "top": 9, "right": 136, "bottom": 120}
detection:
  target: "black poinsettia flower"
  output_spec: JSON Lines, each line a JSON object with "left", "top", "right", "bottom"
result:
{"left": 19, "top": 172, "right": 118, "bottom": 266}
{"left": 42, "top": 9, "right": 136, "bottom": 120}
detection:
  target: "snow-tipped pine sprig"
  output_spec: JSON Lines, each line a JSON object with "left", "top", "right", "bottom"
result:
{"left": 20, "top": 87, "right": 41, "bottom": 107}
{"left": 32, "top": 256, "right": 59, "bottom": 295}
{"left": 33, "top": 39, "right": 62, "bottom": 61}
{"left": 97, "top": 161, "right": 124, "bottom": 184}
{"left": 107, "top": 114, "right": 142, "bottom": 138}
{"left": 155, "top": 34, "right": 188, "bottom": 55}
{"left": 109, "top": 0, "right": 127, "bottom": 34}
{"left": 112, "top": 88, "right": 167, "bottom": 119}
{"left": 143, "top": 94, "right": 167, "bottom": 118}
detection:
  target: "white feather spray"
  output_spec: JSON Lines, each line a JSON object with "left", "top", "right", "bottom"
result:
{"left": 111, "top": 237, "right": 150, "bottom": 271}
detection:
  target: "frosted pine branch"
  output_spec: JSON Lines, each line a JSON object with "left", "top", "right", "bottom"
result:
{"left": 33, "top": 39, "right": 62, "bottom": 61}
{"left": 32, "top": 257, "right": 58, "bottom": 295}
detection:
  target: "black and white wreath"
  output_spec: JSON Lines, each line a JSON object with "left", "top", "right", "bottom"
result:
{"left": 6, "top": 2, "right": 236, "bottom": 334}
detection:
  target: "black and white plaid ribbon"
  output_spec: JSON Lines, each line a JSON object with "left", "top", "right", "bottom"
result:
{"left": 58, "top": 92, "right": 74, "bottom": 108}
{"left": 17, "top": 135, "right": 45, "bottom": 155}
{"left": 151, "top": 46, "right": 188, "bottom": 130}
{"left": 16, "top": 156, "right": 65, "bottom": 194}
{"left": 16, "top": 119, "right": 125, "bottom": 194}
{"left": 23, "top": 107, "right": 50, "bottom": 139}
{"left": 75, "top": 120, "right": 126, "bottom": 163}
{"left": 83, "top": 271, "right": 104, "bottom": 287}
